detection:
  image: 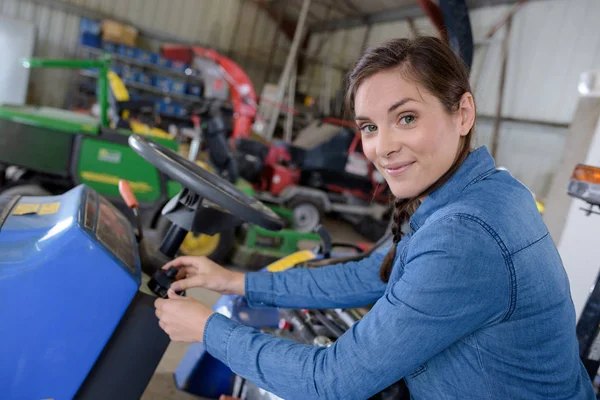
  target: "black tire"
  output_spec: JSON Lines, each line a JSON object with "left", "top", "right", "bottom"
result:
{"left": 0, "top": 184, "right": 51, "bottom": 197}
{"left": 155, "top": 217, "right": 235, "bottom": 264}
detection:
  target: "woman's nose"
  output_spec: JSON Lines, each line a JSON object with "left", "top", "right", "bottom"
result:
{"left": 375, "top": 129, "right": 400, "bottom": 158}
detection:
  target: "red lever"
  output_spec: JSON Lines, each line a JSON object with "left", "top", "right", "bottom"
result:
{"left": 119, "top": 180, "right": 139, "bottom": 209}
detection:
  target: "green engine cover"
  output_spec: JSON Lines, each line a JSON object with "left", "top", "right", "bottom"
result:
{"left": 76, "top": 137, "right": 163, "bottom": 202}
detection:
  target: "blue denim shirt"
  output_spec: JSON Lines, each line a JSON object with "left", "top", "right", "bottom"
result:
{"left": 204, "top": 146, "right": 595, "bottom": 399}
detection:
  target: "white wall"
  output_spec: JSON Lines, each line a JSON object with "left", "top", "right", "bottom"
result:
{"left": 557, "top": 110, "right": 600, "bottom": 319}
{"left": 474, "top": 118, "right": 567, "bottom": 197}
{"left": 0, "top": 16, "right": 35, "bottom": 105}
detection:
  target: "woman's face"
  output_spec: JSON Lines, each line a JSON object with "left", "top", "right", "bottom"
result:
{"left": 354, "top": 68, "right": 475, "bottom": 199}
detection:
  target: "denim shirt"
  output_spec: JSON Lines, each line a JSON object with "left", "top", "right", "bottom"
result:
{"left": 204, "top": 146, "right": 595, "bottom": 400}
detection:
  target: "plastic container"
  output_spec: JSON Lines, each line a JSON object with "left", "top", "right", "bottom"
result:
{"left": 80, "top": 32, "right": 101, "bottom": 48}
{"left": 155, "top": 56, "right": 172, "bottom": 69}
{"left": 175, "top": 105, "right": 188, "bottom": 117}
{"left": 153, "top": 76, "right": 172, "bottom": 92}
{"left": 186, "top": 84, "right": 202, "bottom": 97}
{"left": 135, "top": 49, "right": 153, "bottom": 64}
{"left": 136, "top": 71, "right": 152, "bottom": 86}
{"left": 157, "top": 100, "right": 177, "bottom": 115}
{"left": 118, "top": 45, "right": 136, "bottom": 59}
{"left": 80, "top": 18, "right": 101, "bottom": 35}
{"left": 121, "top": 66, "right": 138, "bottom": 83}
{"left": 171, "top": 60, "right": 189, "bottom": 73}
{"left": 102, "top": 41, "right": 118, "bottom": 53}
{"left": 170, "top": 80, "right": 187, "bottom": 94}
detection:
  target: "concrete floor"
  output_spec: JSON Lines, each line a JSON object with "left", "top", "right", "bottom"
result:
{"left": 141, "top": 217, "right": 370, "bottom": 399}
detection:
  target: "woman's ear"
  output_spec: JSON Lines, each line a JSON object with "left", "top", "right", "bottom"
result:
{"left": 457, "top": 92, "right": 475, "bottom": 137}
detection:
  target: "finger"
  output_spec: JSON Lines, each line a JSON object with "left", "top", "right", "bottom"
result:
{"left": 170, "top": 278, "right": 193, "bottom": 292}
{"left": 167, "top": 288, "right": 181, "bottom": 299}
{"left": 162, "top": 256, "right": 200, "bottom": 270}
{"left": 154, "top": 298, "right": 165, "bottom": 309}
{"left": 155, "top": 308, "right": 162, "bottom": 319}
{"left": 158, "top": 320, "right": 166, "bottom": 330}
{"left": 175, "top": 268, "right": 187, "bottom": 280}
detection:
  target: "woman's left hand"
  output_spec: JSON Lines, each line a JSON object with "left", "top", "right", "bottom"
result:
{"left": 154, "top": 289, "right": 214, "bottom": 343}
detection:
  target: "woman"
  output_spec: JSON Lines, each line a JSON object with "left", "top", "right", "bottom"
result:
{"left": 154, "top": 37, "right": 594, "bottom": 399}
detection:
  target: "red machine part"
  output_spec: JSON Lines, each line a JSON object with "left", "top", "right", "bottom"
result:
{"left": 262, "top": 165, "right": 300, "bottom": 196}
{"left": 160, "top": 45, "right": 258, "bottom": 140}
{"left": 191, "top": 47, "right": 258, "bottom": 140}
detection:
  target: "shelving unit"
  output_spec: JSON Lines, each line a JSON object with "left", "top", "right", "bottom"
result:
{"left": 81, "top": 46, "right": 201, "bottom": 82}
{"left": 79, "top": 69, "right": 204, "bottom": 105}
{"left": 69, "top": 40, "right": 213, "bottom": 126}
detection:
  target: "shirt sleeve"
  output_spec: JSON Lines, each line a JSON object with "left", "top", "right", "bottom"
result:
{"left": 204, "top": 215, "right": 511, "bottom": 400}
{"left": 244, "top": 247, "right": 389, "bottom": 310}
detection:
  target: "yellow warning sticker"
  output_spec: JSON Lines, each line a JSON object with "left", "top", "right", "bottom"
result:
{"left": 12, "top": 203, "right": 40, "bottom": 215}
{"left": 39, "top": 202, "right": 61, "bottom": 215}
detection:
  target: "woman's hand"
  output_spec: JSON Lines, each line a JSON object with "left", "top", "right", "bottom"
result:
{"left": 162, "top": 256, "right": 245, "bottom": 296}
{"left": 154, "top": 289, "right": 214, "bottom": 342}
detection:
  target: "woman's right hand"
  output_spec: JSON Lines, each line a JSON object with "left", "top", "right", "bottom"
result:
{"left": 162, "top": 256, "right": 245, "bottom": 296}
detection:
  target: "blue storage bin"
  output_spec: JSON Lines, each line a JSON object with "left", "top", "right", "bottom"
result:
{"left": 135, "top": 49, "right": 153, "bottom": 64}
{"left": 121, "top": 66, "right": 137, "bottom": 83}
{"left": 102, "top": 41, "right": 118, "bottom": 53}
{"left": 171, "top": 60, "right": 188, "bottom": 73}
{"left": 110, "top": 65, "right": 122, "bottom": 76}
{"left": 118, "top": 45, "right": 136, "bottom": 59}
{"left": 80, "top": 18, "right": 101, "bottom": 35}
{"left": 187, "top": 84, "right": 202, "bottom": 97}
{"left": 175, "top": 105, "right": 188, "bottom": 117}
{"left": 170, "top": 80, "right": 187, "bottom": 94}
{"left": 136, "top": 71, "right": 152, "bottom": 86}
{"left": 153, "top": 76, "right": 172, "bottom": 92}
{"left": 80, "top": 32, "right": 101, "bottom": 48}
{"left": 155, "top": 56, "right": 172, "bottom": 69}
{"left": 157, "top": 100, "right": 177, "bottom": 115}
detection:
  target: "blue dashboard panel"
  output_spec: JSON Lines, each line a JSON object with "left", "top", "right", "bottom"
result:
{"left": 0, "top": 185, "right": 141, "bottom": 399}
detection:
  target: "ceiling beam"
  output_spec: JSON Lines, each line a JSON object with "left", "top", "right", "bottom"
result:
{"left": 309, "top": 0, "right": 537, "bottom": 33}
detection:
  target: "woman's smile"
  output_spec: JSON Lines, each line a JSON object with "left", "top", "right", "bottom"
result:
{"left": 382, "top": 161, "right": 416, "bottom": 177}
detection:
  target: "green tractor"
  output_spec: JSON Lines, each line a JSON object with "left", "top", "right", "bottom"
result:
{"left": 0, "top": 56, "right": 321, "bottom": 267}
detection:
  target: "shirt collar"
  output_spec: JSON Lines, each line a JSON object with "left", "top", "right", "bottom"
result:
{"left": 409, "top": 146, "right": 496, "bottom": 231}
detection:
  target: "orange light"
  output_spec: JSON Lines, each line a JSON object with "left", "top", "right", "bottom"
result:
{"left": 571, "top": 164, "right": 600, "bottom": 184}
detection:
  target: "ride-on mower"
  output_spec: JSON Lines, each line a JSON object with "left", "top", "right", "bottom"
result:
{"left": 0, "top": 134, "right": 286, "bottom": 399}
{"left": 234, "top": 118, "right": 392, "bottom": 240}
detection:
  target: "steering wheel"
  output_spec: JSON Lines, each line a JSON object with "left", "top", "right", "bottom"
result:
{"left": 128, "top": 134, "right": 284, "bottom": 231}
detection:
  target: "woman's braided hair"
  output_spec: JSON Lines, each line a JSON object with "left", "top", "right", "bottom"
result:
{"left": 345, "top": 36, "right": 475, "bottom": 282}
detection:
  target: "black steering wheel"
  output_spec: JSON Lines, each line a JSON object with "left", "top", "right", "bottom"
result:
{"left": 128, "top": 134, "right": 284, "bottom": 231}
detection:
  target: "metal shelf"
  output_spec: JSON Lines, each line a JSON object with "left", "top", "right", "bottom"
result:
{"left": 79, "top": 70, "right": 204, "bottom": 104}
{"left": 80, "top": 45, "right": 203, "bottom": 82}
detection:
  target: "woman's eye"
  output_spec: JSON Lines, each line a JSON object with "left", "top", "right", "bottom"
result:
{"left": 399, "top": 115, "right": 416, "bottom": 125}
{"left": 361, "top": 124, "right": 377, "bottom": 134}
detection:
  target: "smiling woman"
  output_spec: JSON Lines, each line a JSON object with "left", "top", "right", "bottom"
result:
{"left": 346, "top": 37, "right": 476, "bottom": 281}
{"left": 154, "top": 36, "right": 594, "bottom": 400}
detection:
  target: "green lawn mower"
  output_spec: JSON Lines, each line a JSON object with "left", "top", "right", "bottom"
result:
{"left": 0, "top": 56, "right": 320, "bottom": 268}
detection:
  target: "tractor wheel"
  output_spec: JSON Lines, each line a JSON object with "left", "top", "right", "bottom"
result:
{"left": 156, "top": 217, "right": 235, "bottom": 264}
{"left": 0, "top": 184, "right": 51, "bottom": 197}
{"left": 288, "top": 197, "right": 323, "bottom": 233}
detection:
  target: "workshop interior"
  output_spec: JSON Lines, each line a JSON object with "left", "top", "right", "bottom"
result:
{"left": 1, "top": 0, "right": 600, "bottom": 399}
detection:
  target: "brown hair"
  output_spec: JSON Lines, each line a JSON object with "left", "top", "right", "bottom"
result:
{"left": 345, "top": 36, "right": 474, "bottom": 282}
